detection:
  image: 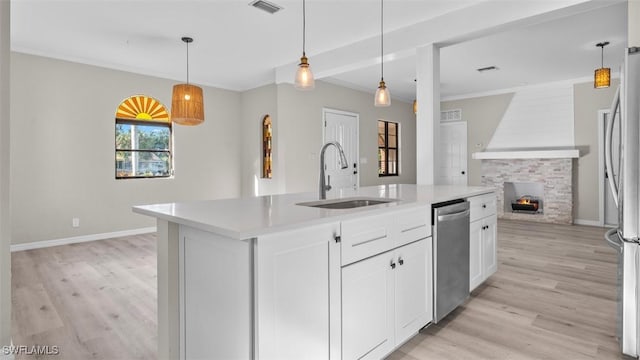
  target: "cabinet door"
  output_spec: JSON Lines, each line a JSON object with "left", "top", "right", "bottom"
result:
{"left": 394, "top": 239, "right": 430, "bottom": 343}
{"left": 342, "top": 252, "right": 395, "bottom": 360}
{"left": 483, "top": 215, "right": 498, "bottom": 278}
{"left": 469, "top": 220, "right": 483, "bottom": 291}
{"left": 257, "top": 222, "right": 340, "bottom": 360}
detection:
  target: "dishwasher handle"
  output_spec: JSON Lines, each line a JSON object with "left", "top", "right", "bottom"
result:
{"left": 437, "top": 209, "right": 470, "bottom": 222}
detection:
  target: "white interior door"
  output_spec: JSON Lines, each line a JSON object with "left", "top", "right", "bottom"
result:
{"left": 438, "top": 121, "right": 467, "bottom": 185}
{"left": 323, "top": 109, "right": 359, "bottom": 191}
{"left": 603, "top": 110, "right": 619, "bottom": 226}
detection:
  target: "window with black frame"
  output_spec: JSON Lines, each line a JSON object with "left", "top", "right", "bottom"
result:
{"left": 378, "top": 120, "right": 398, "bottom": 176}
{"left": 115, "top": 95, "right": 172, "bottom": 179}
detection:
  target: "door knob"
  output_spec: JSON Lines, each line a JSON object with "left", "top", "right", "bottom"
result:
{"left": 461, "top": 171, "right": 466, "bottom": 175}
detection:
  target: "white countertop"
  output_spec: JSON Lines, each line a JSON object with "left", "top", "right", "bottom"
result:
{"left": 132, "top": 184, "right": 494, "bottom": 239}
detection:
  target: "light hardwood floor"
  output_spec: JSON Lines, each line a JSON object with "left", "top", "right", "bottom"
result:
{"left": 11, "top": 220, "right": 627, "bottom": 359}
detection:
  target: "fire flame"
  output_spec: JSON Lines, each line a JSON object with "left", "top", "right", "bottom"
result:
{"left": 515, "top": 197, "right": 539, "bottom": 210}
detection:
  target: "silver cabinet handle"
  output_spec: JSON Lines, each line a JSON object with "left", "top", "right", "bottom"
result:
{"left": 390, "top": 261, "right": 396, "bottom": 269}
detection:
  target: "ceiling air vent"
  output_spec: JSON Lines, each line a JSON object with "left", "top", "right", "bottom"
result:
{"left": 249, "top": 0, "right": 283, "bottom": 14}
{"left": 477, "top": 66, "right": 498, "bottom": 72}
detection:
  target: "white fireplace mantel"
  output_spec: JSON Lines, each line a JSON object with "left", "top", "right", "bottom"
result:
{"left": 472, "top": 148, "right": 579, "bottom": 160}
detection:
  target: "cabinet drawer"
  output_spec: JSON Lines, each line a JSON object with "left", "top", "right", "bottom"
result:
{"left": 394, "top": 207, "right": 430, "bottom": 248}
{"left": 342, "top": 214, "right": 394, "bottom": 266}
{"left": 469, "top": 193, "right": 496, "bottom": 222}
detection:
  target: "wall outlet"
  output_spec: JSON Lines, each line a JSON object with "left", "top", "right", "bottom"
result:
{"left": 72, "top": 218, "right": 80, "bottom": 228}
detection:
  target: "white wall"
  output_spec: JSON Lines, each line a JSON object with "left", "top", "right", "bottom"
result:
{"left": 441, "top": 93, "right": 513, "bottom": 186}
{"left": 10, "top": 53, "right": 243, "bottom": 245}
{"left": 240, "top": 84, "right": 284, "bottom": 197}
{"left": 487, "top": 83, "right": 574, "bottom": 149}
{"left": 0, "top": 0, "right": 11, "bottom": 350}
{"left": 630, "top": 0, "right": 639, "bottom": 47}
{"left": 573, "top": 79, "right": 619, "bottom": 222}
{"left": 275, "top": 81, "right": 416, "bottom": 194}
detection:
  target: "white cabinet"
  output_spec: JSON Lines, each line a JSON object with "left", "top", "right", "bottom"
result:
{"left": 256, "top": 222, "right": 341, "bottom": 360}
{"left": 394, "top": 238, "right": 432, "bottom": 342}
{"left": 342, "top": 248, "right": 395, "bottom": 360}
{"left": 180, "top": 226, "right": 252, "bottom": 360}
{"left": 483, "top": 215, "right": 497, "bottom": 277}
{"left": 469, "top": 219, "right": 484, "bottom": 292}
{"left": 468, "top": 192, "right": 498, "bottom": 292}
{"left": 342, "top": 239, "right": 432, "bottom": 360}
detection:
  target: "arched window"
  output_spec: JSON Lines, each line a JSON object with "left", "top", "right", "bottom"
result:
{"left": 115, "top": 95, "right": 172, "bottom": 179}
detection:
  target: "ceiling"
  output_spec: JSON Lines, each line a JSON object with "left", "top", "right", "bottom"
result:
{"left": 11, "top": 0, "right": 628, "bottom": 101}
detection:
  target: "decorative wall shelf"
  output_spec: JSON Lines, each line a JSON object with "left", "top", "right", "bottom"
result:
{"left": 472, "top": 148, "right": 579, "bottom": 160}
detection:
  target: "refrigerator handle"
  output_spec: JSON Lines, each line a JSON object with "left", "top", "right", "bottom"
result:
{"left": 605, "top": 86, "right": 620, "bottom": 208}
{"left": 605, "top": 228, "right": 623, "bottom": 253}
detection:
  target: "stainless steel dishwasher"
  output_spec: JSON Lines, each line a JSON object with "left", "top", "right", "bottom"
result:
{"left": 432, "top": 199, "right": 470, "bottom": 323}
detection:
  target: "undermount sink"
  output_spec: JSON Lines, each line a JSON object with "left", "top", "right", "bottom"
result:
{"left": 297, "top": 197, "right": 398, "bottom": 210}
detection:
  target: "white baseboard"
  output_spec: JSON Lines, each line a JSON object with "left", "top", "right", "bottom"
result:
{"left": 10, "top": 227, "right": 157, "bottom": 252}
{"left": 573, "top": 219, "right": 602, "bottom": 227}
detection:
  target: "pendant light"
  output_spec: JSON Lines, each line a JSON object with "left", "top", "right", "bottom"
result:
{"left": 294, "top": 0, "right": 315, "bottom": 90}
{"left": 374, "top": 0, "right": 390, "bottom": 107}
{"left": 594, "top": 41, "right": 611, "bottom": 89}
{"left": 172, "top": 37, "right": 204, "bottom": 125}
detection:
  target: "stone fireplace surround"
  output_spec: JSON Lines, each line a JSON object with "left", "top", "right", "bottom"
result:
{"left": 480, "top": 158, "right": 573, "bottom": 224}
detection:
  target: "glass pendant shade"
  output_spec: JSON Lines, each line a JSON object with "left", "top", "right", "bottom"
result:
{"left": 171, "top": 83, "right": 204, "bottom": 125}
{"left": 594, "top": 67, "right": 611, "bottom": 89}
{"left": 294, "top": 55, "right": 315, "bottom": 90}
{"left": 374, "top": 80, "right": 391, "bottom": 107}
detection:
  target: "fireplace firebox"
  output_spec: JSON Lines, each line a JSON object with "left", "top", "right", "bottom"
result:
{"left": 503, "top": 182, "right": 544, "bottom": 215}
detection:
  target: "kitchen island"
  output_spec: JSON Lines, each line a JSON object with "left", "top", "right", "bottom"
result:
{"left": 133, "top": 184, "right": 496, "bottom": 360}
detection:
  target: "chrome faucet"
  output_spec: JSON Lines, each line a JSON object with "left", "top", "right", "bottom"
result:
{"left": 319, "top": 141, "right": 349, "bottom": 200}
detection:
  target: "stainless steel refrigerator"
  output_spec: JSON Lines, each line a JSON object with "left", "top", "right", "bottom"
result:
{"left": 604, "top": 46, "right": 640, "bottom": 358}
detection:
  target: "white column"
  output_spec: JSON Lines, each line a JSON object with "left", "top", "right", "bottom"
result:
{"left": 0, "top": 0, "right": 11, "bottom": 356}
{"left": 157, "top": 220, "right": 180, "bottom": 360}
{"left": 415, "top": 44, "right": 440, "bottom": 185}
{"left": 630, "top": 0, "right": 640, "bottom": 47}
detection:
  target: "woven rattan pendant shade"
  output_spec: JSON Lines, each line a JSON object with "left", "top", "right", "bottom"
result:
{"left": 594, "top": 67, "right": 611, "bottom": 89}
{"left": 172, "top": 84, "right": 204, "bottom": 125}
{"left": 171, "top": 37, "right": 204, "bottom": 126}
{"left": 594, "top": 42, "right": 611, "bottom": 89}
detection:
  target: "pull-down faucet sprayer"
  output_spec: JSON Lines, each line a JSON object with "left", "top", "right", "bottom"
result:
{"left": 319, "top": 141, "right": 349, "bottom": 199}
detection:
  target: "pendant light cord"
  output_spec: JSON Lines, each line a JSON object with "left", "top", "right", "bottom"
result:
{"left": 601, "top": 45, "right": 604, "bottom": 68}
{"left": 302, "top": 0, "right": 306, "bottom": 56}
{"left": 380, "top": 0, "right": 384, "bottom": 81}
{"left": 186, "top": 41, "right": 190, "bottom": 84}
